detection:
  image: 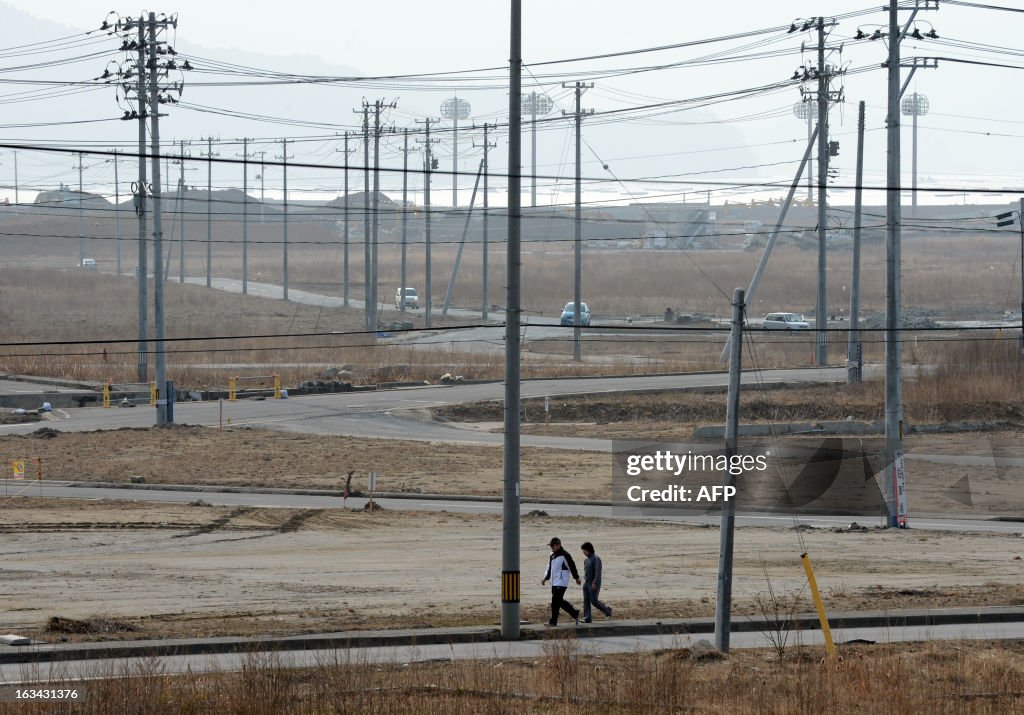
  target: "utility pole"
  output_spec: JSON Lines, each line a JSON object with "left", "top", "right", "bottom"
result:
{"left": 108, "top": 12, "right": 151, "bottom": 382}
{"left": 356, "top": 104, "right": 371, "bottom": 329}
{"left": 474, "top": 123, "right": 497, "bottom": 320}
{"left": 400, "top": 128, "right": 410, "bottom": 313}
{"left": 176, "top": 139, "right": 188, "bottom": 283}
{"left": 882, "top": 0, "right": 939, "bottom": 528}
{"left": 563, "top": 81, "right": 594, "bottom": 362}
{"left": 201, "top": 137, "right": 216, "bottom": 288}
{"left": 278, "top": 138, "right": 292, "bottom": 301}
{"left": 371, "top": 100, "right": 396, "bottom": 326}
{"left": 256, "top": 150, "right": 266, "bottom": 223}
{"left": 133, "top": 15, "right": 148, "bottom": 383}
{"left": 416, "top": 117, "right": 440, "bottom": 329}
{"left": 502, "top": 0, "right": 523, "bottom": 642}
{"left": 815, "top": 16, "right": 831, "bottom": 367}
{"left": 147, "top": 12, "right": 167, "bottom": 425}
{"left": 848, "top": 101, "right": 866, "bottom": 385}
{"left": 76, "top": 152, "right": 85, "bottom": 265}
{"left": 714, "top": 287, "right": 744, "bottom": 653}
{"left": 12, "top": 149, "right": 18, "bottom": 206}
{"left": 238, "top": 138, "right": 250, "bottom": 295}
{"left": 339, "top": 132, "right": 351, "bottom": 308}
{"left": 113, "top": 149, "right": 121, "bottom": 275}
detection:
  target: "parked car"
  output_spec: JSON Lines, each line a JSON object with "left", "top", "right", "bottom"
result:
{"left": 560, "top": 301, "right": 591, "bottom": 327}
{"left": 395, "top": 287, "right": 419, "bottom": 309}
{"left": 762, "top": 312, "right": 810, "bottom": 330}
{"left": 79, "top": 258, "right": 98, "bottom": 270}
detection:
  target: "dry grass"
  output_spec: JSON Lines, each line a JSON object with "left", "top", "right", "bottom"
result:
{"left": 7, "top": 640, "right": 1024, "bottom": 714}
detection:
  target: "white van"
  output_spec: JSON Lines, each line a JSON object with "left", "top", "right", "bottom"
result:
{"left": 79, "top": 258, "right": 97, "bottom": 270}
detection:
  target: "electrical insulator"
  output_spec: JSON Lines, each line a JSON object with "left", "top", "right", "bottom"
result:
{"left": 828, "top": 141, "right": 840, "bottom": 157}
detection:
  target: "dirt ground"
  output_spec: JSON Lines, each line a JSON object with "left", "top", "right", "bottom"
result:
{"left": 1, "top": 498, "right": 1023, "bottom": 644}
{"left": 1, "top": 420, "right": 1020, "bottom": 516}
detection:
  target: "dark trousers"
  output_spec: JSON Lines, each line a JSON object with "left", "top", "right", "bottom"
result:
{"left": 582, "top": 583, "right": 611, "bottom": 620}
{"left": 550, "top": 586, "right": 579, "bottom": 624}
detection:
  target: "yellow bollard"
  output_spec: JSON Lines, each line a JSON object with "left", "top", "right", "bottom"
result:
{"left": 274, "top": 374, "right": 281, "bottom": 399}
{"left": 102, "top": 381, "right": 111, "bottom": 408}
{"left": 229, "top": 376, "right": 238, "bottom": 402}
{"left": 801, "top": 552, "right": 836, "bottom": 658}
{"left": 149, "top": 382, "right": 157, "bottom": 406}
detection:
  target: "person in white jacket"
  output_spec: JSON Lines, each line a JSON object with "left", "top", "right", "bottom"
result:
{"left": 540, "top": 537, "right": 581, "bottom": 626}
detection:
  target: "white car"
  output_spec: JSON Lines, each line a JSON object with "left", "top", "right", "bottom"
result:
{"left": 395, "top": 287, "right": 419, "bottom": 309}
{"left": 79, "top": 258, "right": 98, "bottom": 270}
{"left": 762, "top": 312, "right": 810, "bottom": 330}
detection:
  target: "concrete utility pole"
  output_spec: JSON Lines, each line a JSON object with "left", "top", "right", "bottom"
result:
{"left": 113, "top": 149, "right": 121, "bottom": 275}
{"left": 474, "top": 123, "right": 497, "bottom": 320}
{"left": 135, "top": 16, "right": 148, "bottom": 383}
{"left": 400, "top": 128, "right": 410, "bottom": 312}
{"left": 370, "top": 100, "right": 396, "bottom": 327}
{"left": 201, "top": 137, "right": 216, "bottom": 288}
{"left": 416, "top": 117, "right": 440, "bottom": 329}
{"left": 255, "top": 150, "right": 266, "bottom": 223}
{"left": 848, "top": 101, "right": 866, "bottom": 385}
{"left": 278, "top": 138, "right": 291, "bottom": 301}
{"left": 147, "top": 11, "right": 168, "bottom": 425}
{"left": 176, "top": 140, "right": 188, "bottom": 284}
{"left": 12, "top": 149, "right": 18, "bottom": 206}
{"left": 563, "top": 81, "right": 593, "bottom": 362}
{"left": 883, "top": 0, "right": 939, "bottom": 528}
{"left": 76, "top": 152, "right": 85, "bottom": 265}
{"left": 442, "top": 160, "right": 484, "bottom": 317}
{"left": 340, "top": 132, "right": 351, "bottom": 308}
{"left": 238, "top": 137, "right": 250, "bottom": 295}
{"left": 714, "top": 287, "right": 745, "bottom": 653}
{"left": 815, "top": 16, "right": 830, "bottom": 367}
{"left": 356, "top": 104, "right": 371, "bottom": 330}
{"left": 502, "top": 0, "right": 523, "bottom": 642}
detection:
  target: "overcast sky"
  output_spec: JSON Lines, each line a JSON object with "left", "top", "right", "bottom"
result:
{"left": 0, "top": 1, "right": 1021, "bottom": 208}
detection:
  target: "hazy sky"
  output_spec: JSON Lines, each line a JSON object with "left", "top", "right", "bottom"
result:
{"left": 0, "top": 1, "right": 1021, "bottom": 208}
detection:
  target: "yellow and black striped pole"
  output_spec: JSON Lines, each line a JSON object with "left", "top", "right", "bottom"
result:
{"left": 502, "top": 571, "right": 520, "bottom": 605}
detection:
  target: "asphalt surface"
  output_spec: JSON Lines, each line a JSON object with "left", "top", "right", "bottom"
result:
{"left": 0, "top": 367, "right": 846, "bottom": 440}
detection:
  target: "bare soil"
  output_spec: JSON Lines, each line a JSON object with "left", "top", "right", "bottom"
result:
{"left": 2, "top": 498, "right": 1023, "bottom": 644}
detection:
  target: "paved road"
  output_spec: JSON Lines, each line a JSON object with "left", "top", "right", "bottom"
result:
{"left": 3, "top": 619, "right": 1023, "bottom": 682}
{"left": 0, "top": 368, "right": 846, "bottom": 441}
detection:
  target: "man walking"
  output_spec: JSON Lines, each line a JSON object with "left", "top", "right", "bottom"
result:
{"left": 541, "top": 537, "right": 581, "bottom": 626}
{"left": 580, "top": 541, "right": 613, "bottom": 622}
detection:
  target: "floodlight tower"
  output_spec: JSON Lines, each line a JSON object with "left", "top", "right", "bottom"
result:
{"left": 792, "top": 99, "right": 818, "bottom": 202}
{"left": 521, "top": 91, "right": 553, "bottom": 207}
{"left": 901, "top": 92, "right": 929, "bottom": 212}
{"left": 440, "top": 97, "right": 471, "bottom": 207}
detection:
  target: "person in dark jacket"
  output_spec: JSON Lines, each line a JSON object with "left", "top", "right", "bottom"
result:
{"left": 580, "top": 541, "right": 613, "bottom": 622}
{"left": 540, "top": 537, "right": 581, "bottom": 626}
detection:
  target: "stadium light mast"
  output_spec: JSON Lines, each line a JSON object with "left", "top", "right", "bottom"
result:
{"left": 901, "top": 92, "right": 929, "bottom": 213}
{"left": 521, "top": 91, "right": 553, "bottom": 208}
{"left": 440, "top": 97, "right": 471, "bottom": 208}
